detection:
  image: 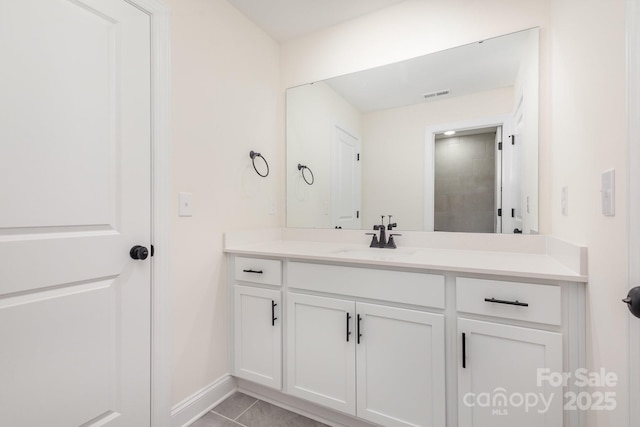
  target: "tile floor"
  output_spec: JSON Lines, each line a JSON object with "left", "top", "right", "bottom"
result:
{"left": 191, "top": 392, "right": 330, "bottom": 427}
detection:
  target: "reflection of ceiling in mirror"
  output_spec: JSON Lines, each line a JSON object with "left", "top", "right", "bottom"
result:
{"left": 324, "top": 30, "right": 532, "bottom": 113}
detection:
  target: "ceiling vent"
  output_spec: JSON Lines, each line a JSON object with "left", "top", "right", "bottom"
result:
{"left": 423, "top": 89, "right": 451, "bottom": 99}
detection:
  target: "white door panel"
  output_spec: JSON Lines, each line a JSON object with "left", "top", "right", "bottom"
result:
{"left": 331, "top": 125, "right": 361, "bottom": 229}
{"left": 495, "top": 126, "right": 503, "bottom": 233}
{"left": 0, "top": 0, "right": 151, "bottom": 425}
{"left": 458, "top": 319, "right": 563, "bottom": 427}
{"left": 2, "top": 0, "right": 122, "bottom": 229}
{"left": 234, "top": 285, "right": 282, "bottom": 389}
{"left": 356, "top": 303, "right": 446, "bottom": 427}
{"left": 1, "top": 280, "right": 117, "bottom": 426}
{"left": 287, "top": 293, "right": 356, "bottom": 415}
{"left": 507, "top": 97, "right": 524, "bottom": 233}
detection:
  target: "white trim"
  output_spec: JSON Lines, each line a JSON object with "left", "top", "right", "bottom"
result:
{"left": 171, "top": 376, "right": 237, "bottom": 427}
{"left": 628, "top": 0, "right": 640, "bottom": 425}
{"left": 125, "top": 0, "right": 172, "bottom": 425}
{"left": 424, "top": 115, "right": 513, "bottom": 232}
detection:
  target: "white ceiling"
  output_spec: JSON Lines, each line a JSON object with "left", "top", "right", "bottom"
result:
{"left": 226, "top": 0, "right": 406, "bottom": 42}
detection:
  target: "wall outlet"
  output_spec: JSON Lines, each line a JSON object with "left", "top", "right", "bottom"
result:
{"left": 179, "top": 192, "right": 193, "bottom": 217}
{"left": 268, "top": 198, "right": 277, "bottom": 215}
{"left": 561, "top": 186, "right": 568, "bottom": 216}
{"left": 601, "top": 169, "right": 615, "bottom": 216}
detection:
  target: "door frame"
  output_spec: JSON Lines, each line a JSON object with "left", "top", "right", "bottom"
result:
{"left": 126, "top": 0, "right": 171, "bottom": 425}
{"left": 424, "top": 114, "right": 513, "bottom": 232}
{"left": 628, "top": 0, "right": 640, "bottom": 425}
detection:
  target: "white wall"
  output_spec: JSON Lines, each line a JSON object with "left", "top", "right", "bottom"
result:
{"left": 550, "top": 1, "right": 629, "bottom": 426}
{"left": 286, "top": 82, "right": 361, "bottom": 228}
{"left": 361, "top": 87, "right": 514, "bottom": 230}
{"left": 170, "top": 0, "right": 283, "bottom": 406}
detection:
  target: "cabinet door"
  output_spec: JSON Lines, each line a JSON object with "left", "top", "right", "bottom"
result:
{"left": 234, "top": 285, "right": 281, "bottom": 389}
{"left": 458, "top": 318, "right": 563, "bottom": 427}
{"left": 287, "top": 293, "right": 356, "bottom": 415}
{"left": 356, "top": 303, "right": 446, "bottom": 427}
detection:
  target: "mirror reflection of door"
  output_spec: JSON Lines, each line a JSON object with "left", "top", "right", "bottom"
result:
{"left": 510, "top": 97, "right": 525, "bottom": 233}
{"left": 434, "top": 127, "right": 500, "bottom": 233}
{"left": 331, "top": 124, "right": 362, "bottom": 229}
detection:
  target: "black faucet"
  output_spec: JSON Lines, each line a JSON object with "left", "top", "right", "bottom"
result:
{"left": 367, "top": 215, "right": 401, "bottom": 249}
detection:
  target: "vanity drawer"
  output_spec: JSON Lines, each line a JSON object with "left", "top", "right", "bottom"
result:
{"left": 234, "top": 257, "right": 282, "bottom": 286}
{"left": 288, "top": 262, "right": 445, "bottom": 309}
{"left": 457, "top": 277, "right": 561, "bottom": 325}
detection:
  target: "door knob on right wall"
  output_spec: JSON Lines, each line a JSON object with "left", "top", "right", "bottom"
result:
{"left": 622, "top": 286, "right": 640, "bottom": 318}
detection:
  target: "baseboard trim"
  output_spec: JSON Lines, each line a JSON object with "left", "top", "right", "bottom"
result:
{"left": 171, "top": 375, "right": 237, "bottom": 427}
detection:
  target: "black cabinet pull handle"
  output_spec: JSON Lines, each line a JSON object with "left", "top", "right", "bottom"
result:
{"left": 484, "top": 297, "right": 529, "bottom": 307}
{"left": 243, "top": 269, "right": 263, "bottom": 274}
{"left": 346, "top": 313, "right": 352, "bottom": 342}
{"left": 357, "top": 314, "right": 362, "bottom": 344}
{"left": 271, "top": 301, "right": 278, "bottom": 326}
{"left": 462, "top": 332, "right": 466, "bottom": 369}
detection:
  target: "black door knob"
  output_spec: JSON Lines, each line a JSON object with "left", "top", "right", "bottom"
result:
{"left": 130, "top": 245, "right": 149, "bottom": 260}
{"left": 623, "top": 286, "right": 640, "bottom": 318}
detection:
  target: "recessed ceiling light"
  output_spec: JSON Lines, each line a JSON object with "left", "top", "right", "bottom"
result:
{"left": 444, "top": 130, "right": 456, "bottom": 136}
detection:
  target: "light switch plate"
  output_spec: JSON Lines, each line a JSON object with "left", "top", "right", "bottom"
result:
{"left": 561, "top": 186, "right": 569, "bottom": 216}
{"left": 601, "top": 169, "right": 615, "bottom": 216}
{"left": 179, "top": 192, "right": 193, "bottom": 217}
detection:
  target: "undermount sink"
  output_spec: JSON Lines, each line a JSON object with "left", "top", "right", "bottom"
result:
{"left": 333, "top": 247, "right": 417, "bottom": 260}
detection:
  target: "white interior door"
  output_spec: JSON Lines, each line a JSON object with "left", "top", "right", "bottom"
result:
{"left": 0, "top": 0, "right": 152, "bottom": 425}
{"left": 495, "top": 126, "right": 503, "bottom": 233}
{"left": 630, "top": 1, "right": 640, "bottom": 424}
{"left": 331, "top": 124, "right": 361, "bottom": 229}
{"left": 508, "top": 102, "right": 525, "bottom": 233}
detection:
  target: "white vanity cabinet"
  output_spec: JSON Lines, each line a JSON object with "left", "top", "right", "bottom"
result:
{"left": 286, "top": 293, "right": 356, "bottom": 414}
{"left": 225, "top": 238, "right": 586, "bottom": 427}
{"left": 232, "top": 257, "right": 282, "bottom": 389}
{"left": 286, "top": 294, "right": 446, "bottom": 427}
{"left": 286, "top": 262, "right": 446, "bottom": 427}
{"left": 355, "top": 302, "right": 446, "bottom": 427}
{"left": 457, "top": 277, "right": 567, "bottom": 427}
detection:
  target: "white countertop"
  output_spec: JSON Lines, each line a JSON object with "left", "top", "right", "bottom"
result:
{"left": 224, "top": 229, "right": 588, "bottom": 282}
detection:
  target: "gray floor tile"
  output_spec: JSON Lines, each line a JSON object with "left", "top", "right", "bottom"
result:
{"left": 191, "top": 412, "right": 243, "bottom": 427}
{"left": 212, "top": 392, "right": 258, "bottom": 420}
{"left": 236, "top": 400, "right": 329, "bottom": 427}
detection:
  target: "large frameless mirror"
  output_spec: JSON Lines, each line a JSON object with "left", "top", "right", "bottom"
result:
{"left": 286, "top": 28, "right": 539, "bottom": 234}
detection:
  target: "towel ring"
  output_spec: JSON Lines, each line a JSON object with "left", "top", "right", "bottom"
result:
{"left": 297, "top": 164, "right": 314, "bottom": 185}
{"left": 250, "top": 151, "right": 269, "bottom": 177}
